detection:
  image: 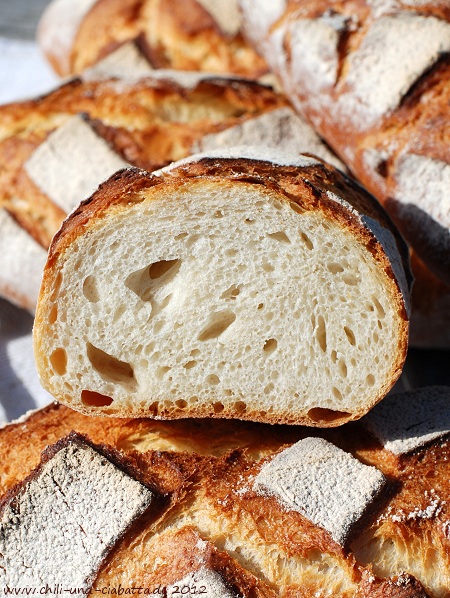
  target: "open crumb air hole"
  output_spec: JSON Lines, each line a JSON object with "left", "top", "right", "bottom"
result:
{"left": 316, "top": 315, "right": 327, "bottom": 353}
{"left": 344, "top": 326, "right": 356, "bottom": 346}
{"left": 125, "top": 259, "right": 180, "bottom": 301}
{"left": 50, "top": 348, "right": 67, "bottom": 376}
{"left": 267, "top": 231, "right": 291, "bottom": 244}
{"left": 86, "top": 343, "right": 135, "bottom": 386}
{"left": 198, "top": 310, "right": 236, "bottom": 341}
{"left": 83, "top": 275, "right": 100, "bottom": 302}
{"left": 81, "top": 390, "right": 113, "bottom": 407}
{"left": 220, "top": 286, "right": 240, "bottom": 300}
{"left": 300, "top": 232, "right": 314, "bottom": 250}
{"left": 263, "top": 338, "right": 278, "bottom": 354}
{"left": 307, "top": 408, "right": 351, "bottom": 424}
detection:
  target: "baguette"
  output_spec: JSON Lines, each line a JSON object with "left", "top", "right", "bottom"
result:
{"left": 0, "top": 71, "right": 342, "bottom": 311}
{"left": 2, "top": 386, "right": 450, "bottom": 595}
{"left": 239, "top": 0, "right": 450, "bottom": 347}
{"left": 38, "top": 0, "right": 268, "bottom": 79}
{"left": 33, "top": 148, "right": 411, "bottom": 426}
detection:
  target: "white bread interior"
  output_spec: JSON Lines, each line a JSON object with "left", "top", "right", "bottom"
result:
{"left": 34, "top": 152, "right": 409, "bottom": 425}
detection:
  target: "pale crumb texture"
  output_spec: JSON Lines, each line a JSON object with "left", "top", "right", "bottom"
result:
{"left": 360, "top": 215, "right": 411, "bottom": 317}
{"left": 37, "top": 171, "right": 404, "bottom": 422}
{"left": 0, "top": 440, "right": 153, "bottom": 589}
{"left": 82, "top": 41, "right": 154, "bottom": 80}
{"left": 363, "top": 386, "right": 450, "bottom": 455}
{"left": 166, "top": 568, "right": 240, "bottom": 598}
{"left": 0, "top": 209, "right": 47, "bottom": 312}
{"left": 325, "top": 190, "right": 410, "bottom": 316}
{"left": 24, "top": 114, "right": 128, "bottom": 213}
{"left": 195, "top": 107, "right": 345, "bottom": 170}
{"left": 196, "top": 0, "right": 241, "bottom": 36}
{"left": 253, "top": 437, "right": 386, "bottom": 546}
{"left": 343, "top": 14, "right": 450, "bottom": 127}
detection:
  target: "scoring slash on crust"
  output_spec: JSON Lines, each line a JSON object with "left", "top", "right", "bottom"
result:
{"left": 1, "top": 399, "right": 444, "bottom": 596}
{"left": 253, "top": 436, "right": 387, "bottom": 546}
{"left": 0, "top": 433, "right": 154, "bottom": 589}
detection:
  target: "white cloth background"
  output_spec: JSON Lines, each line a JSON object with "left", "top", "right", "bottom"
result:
{"left": 0, "top": 37, "right": 58, "bottom": 105}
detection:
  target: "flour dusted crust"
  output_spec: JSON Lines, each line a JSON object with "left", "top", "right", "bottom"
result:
{"left": 82, "top": 41, "right": 155, "bottom": 79}
{"left": 33, "top": 150, "right": 410, "bottom": 426}
{"left": 193, "top": 106, "right": 345, "bottom": 170}
{"left": 0, "top": 433, "right": 154, "bottom": 589}
{"left": 239, "top": 0, "right": 450, "bottom": 345}
{"left": 254, "top": 437, "right": 387, "bottom": 546}
{"left": 25, "top": 114, "right": 129, "bottom": 213}
{"left": 38, "top": 0, "right": 268, "bottom": 79}
{"left": 1, "top": 400, "right": 448, "bottom": 595}
{"left": 363, "top": 386, "right": 450, "bottom": 456}
{"left": 0, "top": 209, "right": 48, "bottom": 312}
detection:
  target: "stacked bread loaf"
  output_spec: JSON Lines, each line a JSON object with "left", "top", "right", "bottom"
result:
{"left": 238, "top": 0, "right": 450, "bottom": 348}
{"left": 0, "top": 0, "right": 449, "bottom": 595}
{"left": 0, "top": 70, "right": 341, "bottom": 311}
{"left": 1, "top": 387, "right": 450, "bottom": 595}
{"left": 37, "top": 0, "right": 268, "bottom": 79}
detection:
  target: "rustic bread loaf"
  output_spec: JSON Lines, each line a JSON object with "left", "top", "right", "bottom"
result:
{"left": 0, "top": 71, "right": 342, "bottom": 311}
{"left": 239, "top": 0, "right": 450, "bottom": 347}
{"left": 38, "top": 0, "right": 268, "bottom": 79}
{"left": 33, "top": 148, "right": 411, "bottom": 426}
{"left": 2, "top": 386, "right": 450, "bottom": 595}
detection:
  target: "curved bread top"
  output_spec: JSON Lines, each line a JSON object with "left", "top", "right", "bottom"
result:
{"left": 49, "top": 149, "right": 412, "bottom": 318}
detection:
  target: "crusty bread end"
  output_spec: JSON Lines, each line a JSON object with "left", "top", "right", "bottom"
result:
{"left": 33, "top": 148, "right": 411, "bottom": 426}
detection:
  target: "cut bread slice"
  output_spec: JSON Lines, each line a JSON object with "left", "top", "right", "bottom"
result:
{"left": 33, "top": 148, "right": 411, "bottom": 426}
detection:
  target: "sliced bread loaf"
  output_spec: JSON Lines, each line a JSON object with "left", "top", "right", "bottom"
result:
{"left": 33, "top": 148, "right": 411, "bottom": 426}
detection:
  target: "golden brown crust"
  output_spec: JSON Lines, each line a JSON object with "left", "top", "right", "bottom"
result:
{"left": 38, "top": 0, "right": 268, "bottom": 79}
{"left": 1, "top": 403, "right": 443, "bottom": 596}
{"left": 0, "top": 76, "right": 285, "bottom": 249}
{"left": 72, "top": 0, "right": 145, "bottom": 74}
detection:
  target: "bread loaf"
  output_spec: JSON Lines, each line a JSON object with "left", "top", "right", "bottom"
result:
{"left": 38, "top": 0, "right": 268, "bottom": 79}
{"left": 33, "top": 148, "right": 411, "bottom": 425}
{"left": 0, "top": 71, "right": 342, "bottom": 311}
{"left": 238, "top": 0, "right": 450, "bottom": 347}
{"left": 2, "top": 385, "right": 450, "bottom": 595}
